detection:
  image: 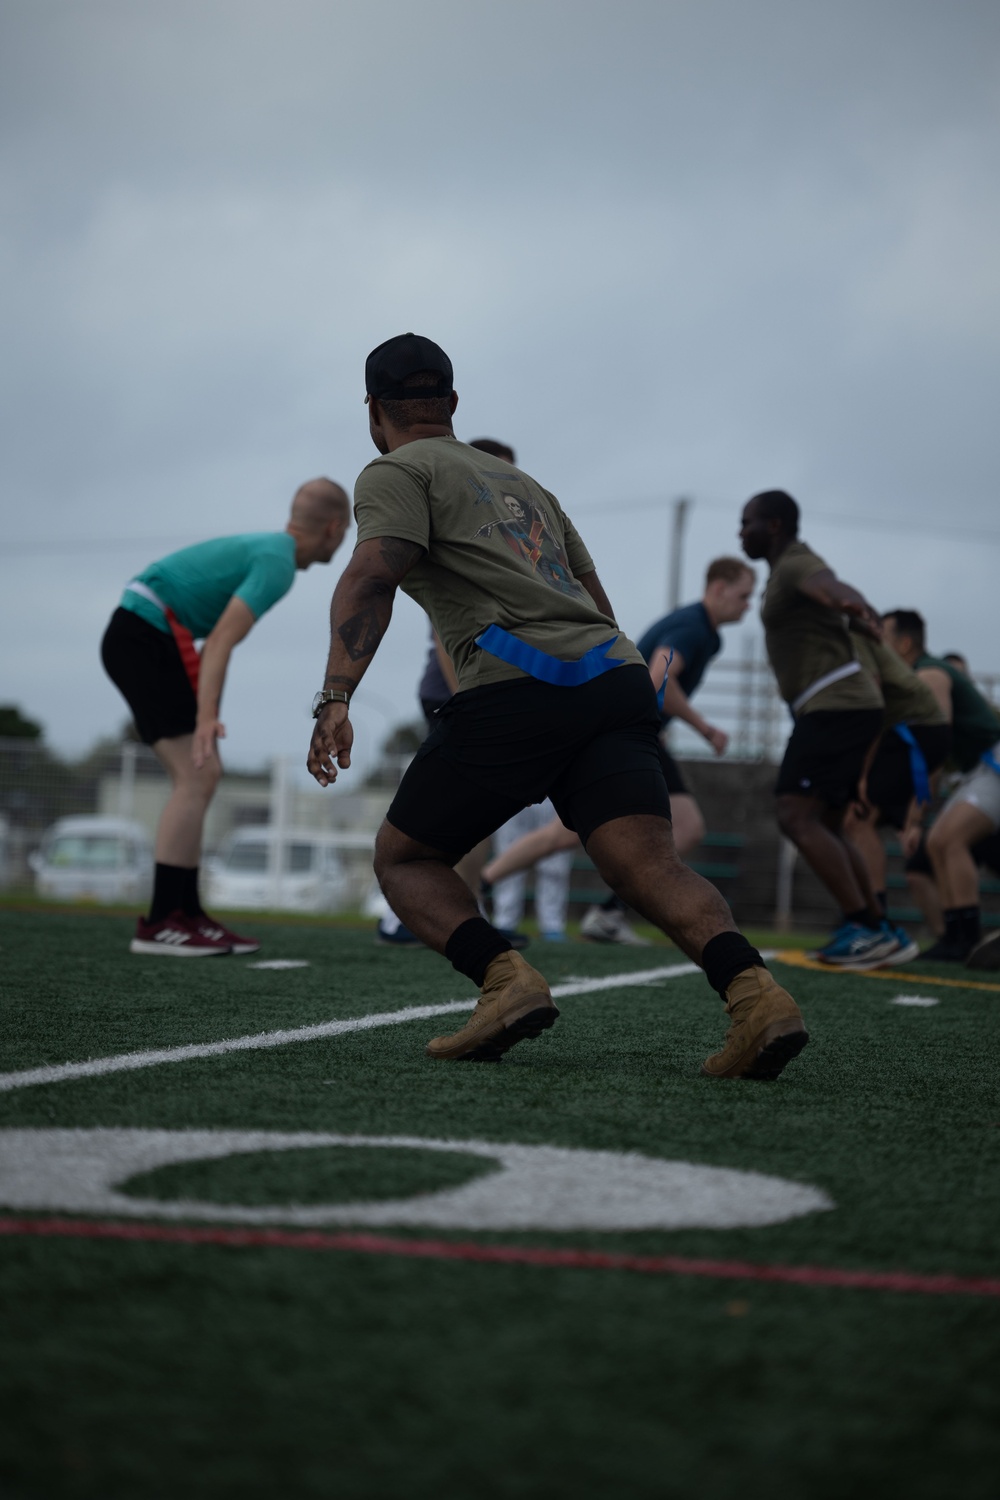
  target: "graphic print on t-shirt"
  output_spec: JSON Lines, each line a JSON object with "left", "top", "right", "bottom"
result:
{"left": 472, "top": 489, "right": 584, "bottom": 599}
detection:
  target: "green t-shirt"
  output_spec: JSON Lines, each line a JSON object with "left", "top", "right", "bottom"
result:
{"left": 120, "top": 533, "right": 297, "bottom": 638}
{"left": 915, "top": 653, "right": 1000, "bottom": 771}
{"left": 760, "top": 540, "right": 883, "bottom": 714}
{"left": 853, "top": 635, "right": 946, "bottom": 728}
{"left": 353, "top": 436, "right": 644, "bottom": 690}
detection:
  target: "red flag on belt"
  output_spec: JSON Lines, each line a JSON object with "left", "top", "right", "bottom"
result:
{"left": 165, "top": 610, "right": 200, "bottom": 693}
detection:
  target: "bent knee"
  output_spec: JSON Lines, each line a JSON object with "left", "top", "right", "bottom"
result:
{"left": 776, "top": 795, "right": 816, "bottom": 840}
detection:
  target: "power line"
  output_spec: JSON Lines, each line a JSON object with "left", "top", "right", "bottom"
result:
{"left": 570, "top": 495, "right": 1000, "bottom": 544}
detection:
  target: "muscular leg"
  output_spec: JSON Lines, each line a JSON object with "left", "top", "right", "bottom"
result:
{"left": 150, "top": 734, "right": 221, "bottom": 865}
{"left": 374, "top": 820, "right": 481, "bottom": 954}
{"left": 842, "top": 804, "right": 888, "bottom": 900}
{"left": 831, "top": 807, "right": 882, "bottom": 918}
{"left": 777, "top": 793, "right": 879, "bottom": 921}
{"left": 584, "top": 814, "right": 736, "bottom": 961}
{"left": 927, "top": 802, "right": 994, "bottom": 908}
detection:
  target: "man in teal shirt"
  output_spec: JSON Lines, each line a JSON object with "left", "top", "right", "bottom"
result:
{"left": 102, "top": 478, "right": 350, "bottom": 957}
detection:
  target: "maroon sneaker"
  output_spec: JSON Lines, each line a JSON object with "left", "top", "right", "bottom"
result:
{"left": 130, "top": 911, "right": 233, "bottom": 958}
{"left": 193, "top": 916, "right": 261, "bottom": 956}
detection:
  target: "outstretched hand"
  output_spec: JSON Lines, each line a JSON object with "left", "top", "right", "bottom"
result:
{"left": 704, "top": 725, "right": 729, "bottom": 756}
{"left": 307, "top": 703, "right": 354, "bottom": 787}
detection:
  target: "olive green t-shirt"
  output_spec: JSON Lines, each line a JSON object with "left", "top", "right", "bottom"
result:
{"left": 853, "top": 635, "right": 946, "bottom": 729}
{"left": 760, "top": 540, "right": 883, "bottom": 714}
{"left": 353, "top": 435, "right": 644, "bottom": 690}
{"left": 915, "top": 653, "right": 1000, "bottom": 771}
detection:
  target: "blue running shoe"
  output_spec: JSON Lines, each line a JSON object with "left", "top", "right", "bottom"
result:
{"left": 878, "top": 921, "right": 919, "bottom": 965}
{"left": 816, "top": 921, "right": 897, "bottom": 970}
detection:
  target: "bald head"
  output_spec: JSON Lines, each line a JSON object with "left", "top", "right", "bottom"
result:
{"left": 286, "top": 477, "right": 351, "bottom": 567}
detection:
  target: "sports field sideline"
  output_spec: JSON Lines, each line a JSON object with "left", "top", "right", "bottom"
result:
{"left": 1, "top": 906, "right": 999, "bottom": 1499}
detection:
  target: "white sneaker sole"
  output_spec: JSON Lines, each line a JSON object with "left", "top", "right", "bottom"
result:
{"left": 129, "top": 939, "right": 232, "bottom": 957}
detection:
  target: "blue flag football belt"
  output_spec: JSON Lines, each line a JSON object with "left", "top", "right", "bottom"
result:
{"left": 475, "top": 624, "right": 671, "bottom": 707}
{"left": 475, "top": 625, "right": 626, "bottom": 688}
{"left": 982, "top": 747, "right": 1000, "bottom": 777}
{"left": 893, "top": 725, "right": 931, "bottom": 805}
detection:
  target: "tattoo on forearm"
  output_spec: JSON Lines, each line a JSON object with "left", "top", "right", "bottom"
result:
{"left": 338, "top": 605, "right": 384, "bottom": 662}
{"left": 324, "top": 674, "right": 359, "bottom": 691}
{"left": 379, "top": 537, "right": 425, "bottom": 576}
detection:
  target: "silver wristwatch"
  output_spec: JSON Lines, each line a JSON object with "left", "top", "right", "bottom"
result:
{"left": 312, "top": 689, "right": 351, "bottom": 717}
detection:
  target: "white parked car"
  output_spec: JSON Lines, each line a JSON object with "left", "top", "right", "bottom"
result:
{"left": 29, "top": 815, "right": 154, "bottom": 904}
{"left": 202, "top": 828, "right": 361, "bottom": 914}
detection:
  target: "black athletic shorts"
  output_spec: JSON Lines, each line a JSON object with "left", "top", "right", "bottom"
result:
{"left": 774, "top": 708, "right": 883, "bottom": 808}
{"left": 907, "top": 828, "right": 1000, "bottom": 879}
{"left": 658, "top": 745, "right": 688, "bottom": 796}
{"left": 866, "top": 723, "right": 952, "bottom": 829}
{"left": 100, "top": 607, "right": 196, "bottom": 745}
{"left": 387, "top": 663, "right": 671, "bottom": 855}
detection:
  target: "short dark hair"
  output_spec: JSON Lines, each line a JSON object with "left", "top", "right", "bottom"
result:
{"left": 469, "top": 437, "right": 516, "bottom": 463}
{"left": 378, "top": 371, "right": 453, "bottom": 431}
{"left": 750, "top": 490, "right": 799, "bottom": 536}
{"left": 883, "top": 609, "right": 926, "bottom": 650}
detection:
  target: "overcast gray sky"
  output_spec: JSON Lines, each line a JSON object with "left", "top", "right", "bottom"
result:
{"left": 2, "top": 0, "right": 998, "bottom": 782}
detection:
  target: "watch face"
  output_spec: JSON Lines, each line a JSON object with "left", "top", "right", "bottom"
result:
{"left": 311, "top": 692, "right": 326, "bottom": 715}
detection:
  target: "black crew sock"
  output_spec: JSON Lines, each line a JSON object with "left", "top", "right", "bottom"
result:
{"left": 701, "top": 932, "right": 766, "bottom": 998}
{"left": 944, "top": 906, "right": 981, "bottom": 948}
{"left": 179, "top": 866, "right": 204, "bottom": 919}
{"left": 846, "top": 906, "right": 882, "bottom": 932}
{"left": 150, "top": 863, "right": 199, "bottom": 923}
{"left": 600, "top": 893, "right": 628, "bottom": 913}
{"left": 875, "top": 890, "right": 888, "bottom": 917}
{"left": 445, "top": 918, "right": 514, "bottom": 987}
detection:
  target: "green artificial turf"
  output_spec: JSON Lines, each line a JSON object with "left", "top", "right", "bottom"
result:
{"left": 1, "top": 908, "right": 999, "bottom": 1500}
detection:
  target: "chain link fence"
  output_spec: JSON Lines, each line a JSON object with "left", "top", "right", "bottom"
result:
{"left": 3, "top": 657, "right": 997, "bottom": 927}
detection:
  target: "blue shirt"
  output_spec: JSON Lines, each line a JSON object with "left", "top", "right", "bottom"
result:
{"left": 635, "top": 601, "right": 722, "bottom": 725}
{"left": 120, "top": 533, "right": 297, "bottom": 638}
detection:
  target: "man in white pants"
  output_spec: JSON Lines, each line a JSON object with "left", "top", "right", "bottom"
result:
{"left": 490, "top": 799, "right": 574, "bottom": 941}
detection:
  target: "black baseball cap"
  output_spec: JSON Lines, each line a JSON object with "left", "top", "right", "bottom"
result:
{"left": 365, "top": 333, "right": 454, "bottom": 401}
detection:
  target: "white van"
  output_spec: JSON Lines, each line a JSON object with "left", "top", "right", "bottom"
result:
{"left": 30, "top": 816, "right": 154, "bottom": 904}
{"left": 202, "top": 828, "right": 367, "bottom": 914}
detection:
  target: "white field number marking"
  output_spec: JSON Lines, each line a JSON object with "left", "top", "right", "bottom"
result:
{"left": 0, "top": 962, "right": 701, "bottom": 1095}
{"left": 890, "top": 995, "right": 940, "bottom": 1008}
{"left": 0, "top": 1129, "right": 834, "bottom": 1233}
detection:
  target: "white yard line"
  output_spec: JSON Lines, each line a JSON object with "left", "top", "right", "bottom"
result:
{"left": 0, "top": 961, "right": 700, "bottom": 1095}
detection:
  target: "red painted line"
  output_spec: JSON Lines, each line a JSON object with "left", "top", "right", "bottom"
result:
{"left": 1, "top": 1216, "right": 998, "bottom": 1298}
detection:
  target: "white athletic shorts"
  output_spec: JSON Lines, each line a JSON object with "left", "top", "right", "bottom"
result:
{"left": 946, "top": 743, "right": 1000, "bottom": 831}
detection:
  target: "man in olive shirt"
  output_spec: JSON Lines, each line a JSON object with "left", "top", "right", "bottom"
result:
{"left": 307, "top": 334, "right": 808, "bottom": 1081}
{"left": 740, "top": 489, "right": 896, "bottom": 969}
{"left": 883, "top": 610, "right": 1000, "bottom": 962}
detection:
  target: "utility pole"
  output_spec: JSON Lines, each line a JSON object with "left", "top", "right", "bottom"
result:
{"left": 667, "top": 496, "right": 691, "bottom": 610}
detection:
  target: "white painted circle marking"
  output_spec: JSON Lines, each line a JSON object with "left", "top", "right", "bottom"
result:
{"left": 0, "top": 1129, "right": 833, "bottom": 1232}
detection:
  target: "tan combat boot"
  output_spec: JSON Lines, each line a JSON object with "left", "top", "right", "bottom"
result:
{"left": 702, "top": 966, "right": 808, "bottom": 1081}
{"left": 426, "top": 951, "right": 559, "bottom": 1062}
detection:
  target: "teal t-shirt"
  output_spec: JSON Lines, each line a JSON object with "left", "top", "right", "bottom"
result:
{"left": 120, "top": 533, "right": 297, "bottom": 638}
